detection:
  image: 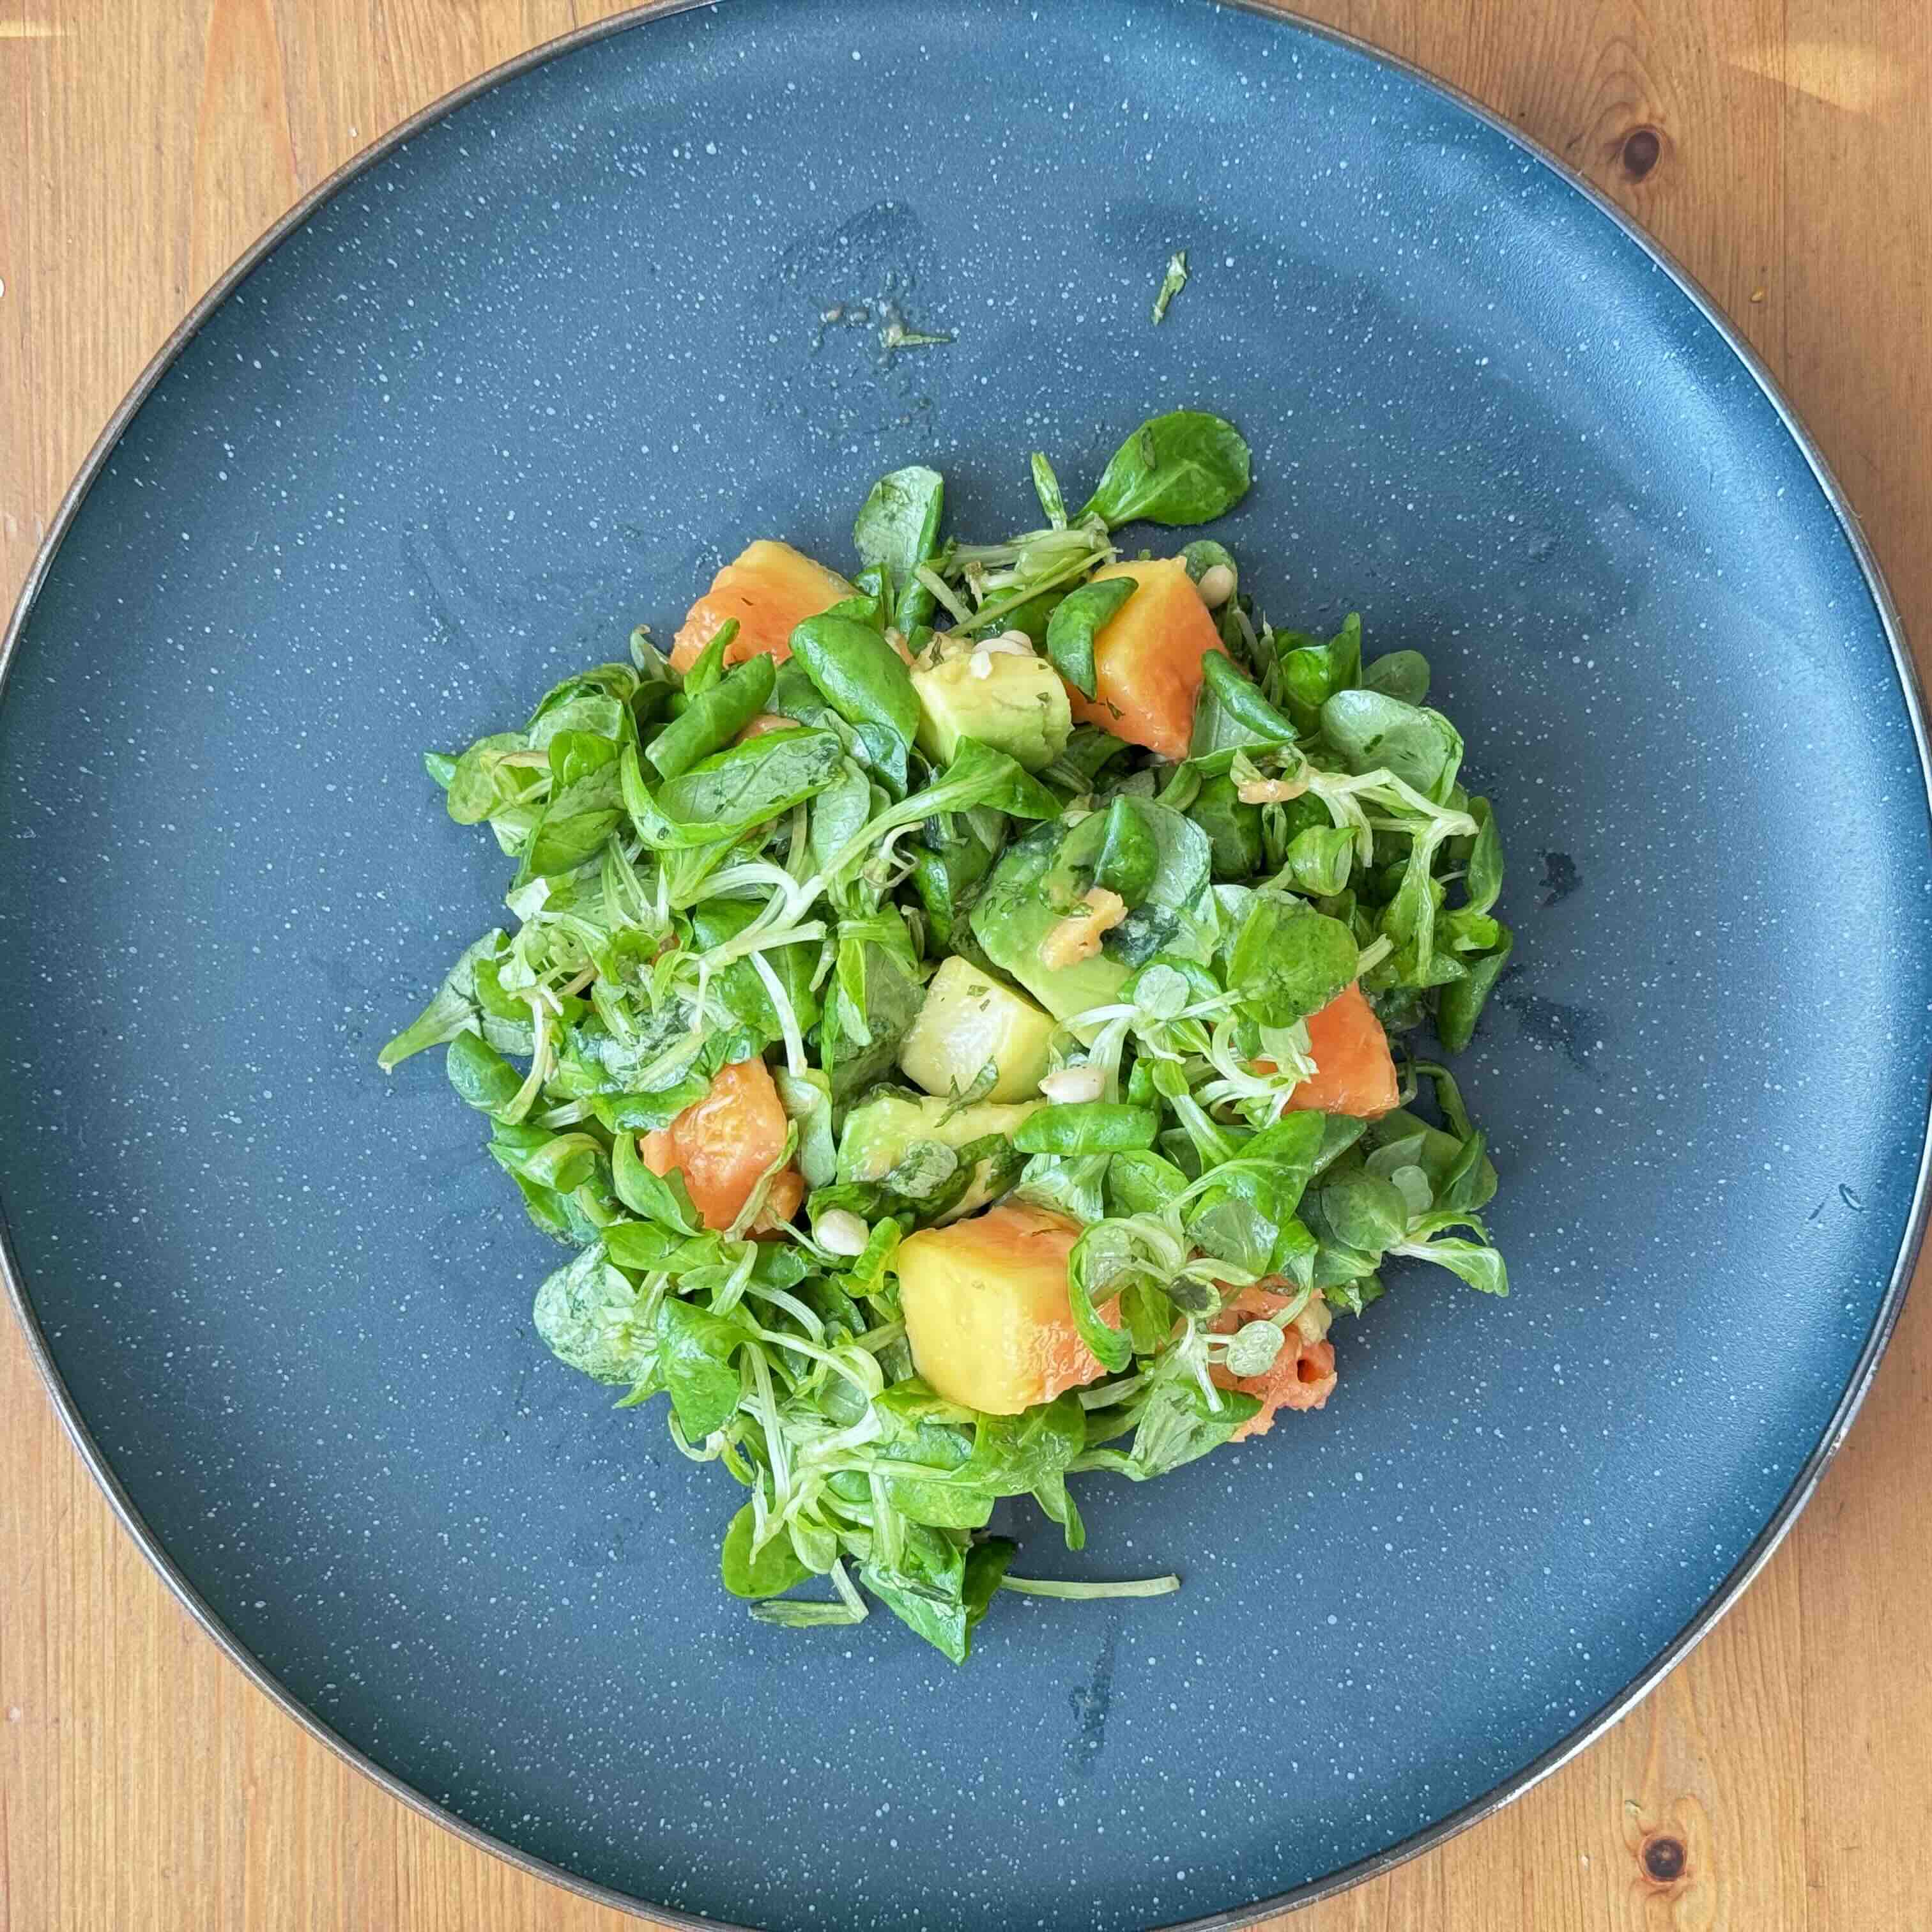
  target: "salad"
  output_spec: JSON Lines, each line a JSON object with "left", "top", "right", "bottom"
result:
{"left": 380, "top": 410, "right": 1514, "bottom": 1662}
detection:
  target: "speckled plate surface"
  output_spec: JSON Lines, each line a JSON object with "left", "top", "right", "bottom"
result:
{"left": 3, "top": 2, "right": 1927, "bottom": 1927}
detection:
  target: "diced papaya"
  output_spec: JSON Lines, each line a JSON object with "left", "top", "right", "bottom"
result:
{"left": 1063, "top": 557, "right": 1226, "bottom": 762}
{"left": 670, "top": 539, "right": 853, "bottom": 673}
{"left": 894, "top": 1202, "right": 1116, "bottom": 1414}
{"left": 1209, "top": 1284, "right": 1338, "bottom": 1439}
{"left": 1284, "top": 983, "right": 1400, "bottom": 1118}
{"left": 638, "top": 1056, "right": 804, "bottom": 1233}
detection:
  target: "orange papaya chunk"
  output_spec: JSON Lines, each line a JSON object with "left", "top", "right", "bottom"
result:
{"left": 638, "top": 1056, "right": 803, "bottom": 1233}
{"left": 1063, "top": 557, "right": 1226, "bottom": 762}
{"left": 669, "top": 539, "right": 852, "bottom": 673}
{"left": 1209, "top": 1284, "right": 1338, "bottom": 1439}
{"left": 1284, "top": 983, "right": 1400, "bottom": 1118}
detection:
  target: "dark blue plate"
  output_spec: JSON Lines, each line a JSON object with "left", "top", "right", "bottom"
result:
{"left": 4, "top": 2, "right": 1926, "bottom": 1926}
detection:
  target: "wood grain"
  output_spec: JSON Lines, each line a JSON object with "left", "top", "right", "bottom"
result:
{"left": 3, "top": 3, "right": 1929, "bottom": 1927}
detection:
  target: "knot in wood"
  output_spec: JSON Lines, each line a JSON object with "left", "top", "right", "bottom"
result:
{"left": 1641, "top": 1834, "right": 1687, "bottom": 1883}
{"left": 1621, "top": 126, "right": 1664, "bottom": 181}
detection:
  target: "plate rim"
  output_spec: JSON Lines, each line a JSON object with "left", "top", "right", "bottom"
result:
{"left": 1, "top": 2, "right": 1925, "bottom": 1926}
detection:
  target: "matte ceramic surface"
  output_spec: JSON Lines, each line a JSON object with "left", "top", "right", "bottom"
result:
{"left": 3, "top": 2, "right": 1926, "bottom": 1928}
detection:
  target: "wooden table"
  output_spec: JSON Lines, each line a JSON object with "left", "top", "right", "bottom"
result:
{"left": 4, "top": 3, "right": 1929, "bottom": 1926}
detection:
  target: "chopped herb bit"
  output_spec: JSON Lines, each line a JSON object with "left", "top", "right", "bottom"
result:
{"left": 1151, "top": 249, "right": 1189, "bottom": 324}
